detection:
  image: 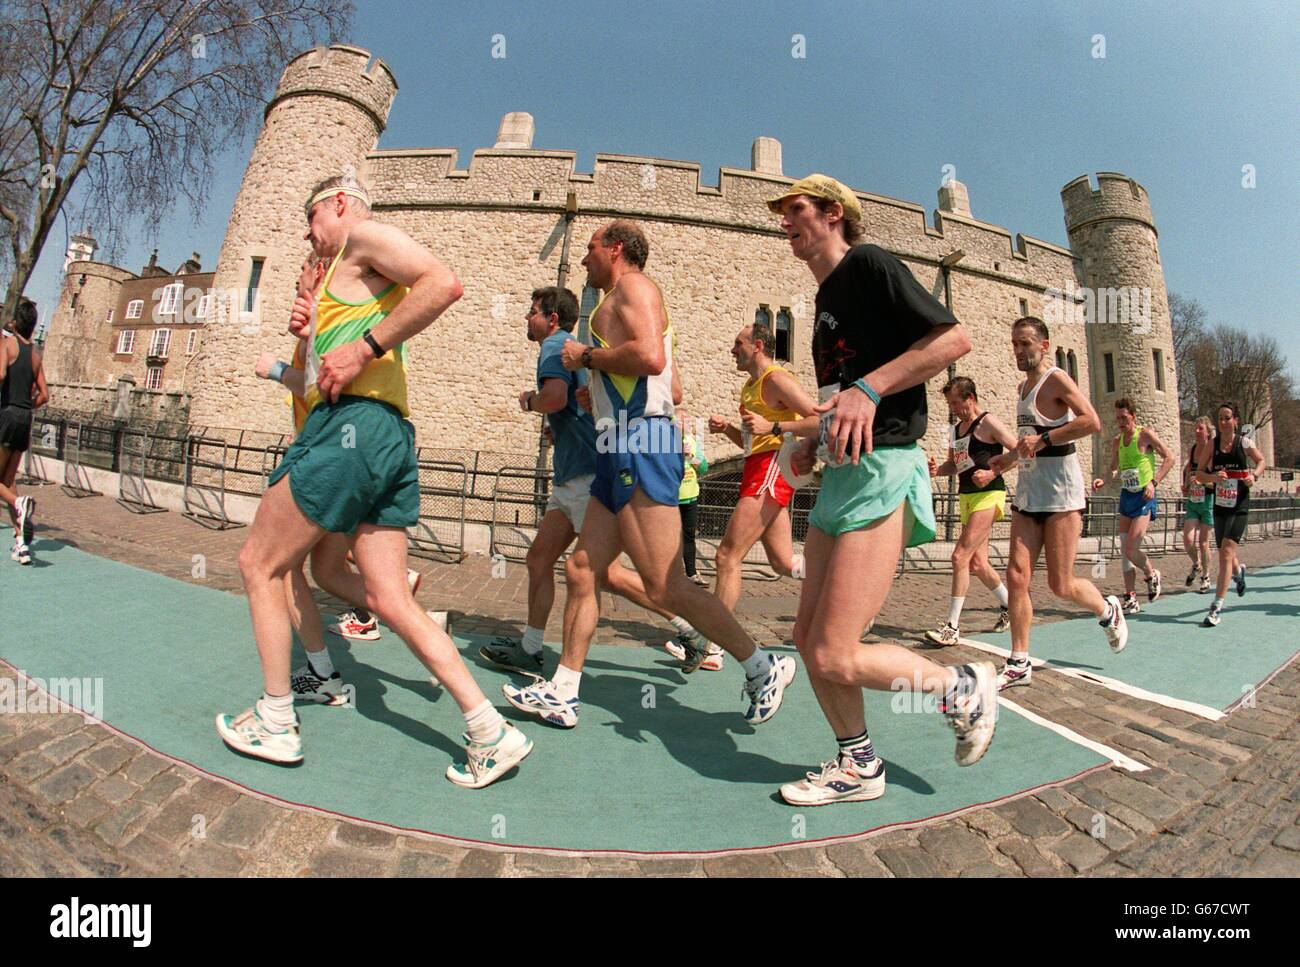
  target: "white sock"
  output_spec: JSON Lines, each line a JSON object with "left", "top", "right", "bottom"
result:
{"left": 521, "top": 626, "right": 545, "bottom": 656}
{"left": 994, "top": 583, "right": 1009, "bottom": 608}
{"left": 947, "top": 596, "right": 965, "bottom": 627}
{"left": 464, "top": 700, "right": 505, "bottom": 744}
{"left": 306, "top": 648, "right": 334, "bottom": 678}
{"left": 741, "top": 647, "right": 770, "bottom": 680}
{"left": 1214, "top": 596, "right": 1225, "bottom": 610}
{"left": 258, "top": 691, "right": 295, "bottom": 729}
{"left": 669, "top": 615, "right": 695, "bottom": 635}
{"left": 551, "top": 663, "right": 582, "bottom": 699}
{"left": 791, "top": 553, "right": 806, "bottom": 580}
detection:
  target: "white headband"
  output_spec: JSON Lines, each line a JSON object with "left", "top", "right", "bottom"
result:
{"left": 308, "top": 186, "right": 370, "bottom": 209}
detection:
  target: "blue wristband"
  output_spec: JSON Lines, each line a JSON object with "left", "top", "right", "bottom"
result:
{"left": 267, "top": 361, "right": 287, "bottom": 384}
{"left": 851, "top": 377, "right": 881, "bottom": 406}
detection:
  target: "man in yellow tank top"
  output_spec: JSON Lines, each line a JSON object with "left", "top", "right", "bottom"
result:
{"left": 218, "top": 175, "right": 532, "bottom": 790}
{"left": 701, "top": 321, "right": 816, "bottom": 652}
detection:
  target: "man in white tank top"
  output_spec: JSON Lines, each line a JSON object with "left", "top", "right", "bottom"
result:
{"left": 984, "top": 317, "right": 1128, "bottom": 690}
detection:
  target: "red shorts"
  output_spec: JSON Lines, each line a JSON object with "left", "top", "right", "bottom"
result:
{"left": 740, "top": 450, "right": 794, "bottom": 508}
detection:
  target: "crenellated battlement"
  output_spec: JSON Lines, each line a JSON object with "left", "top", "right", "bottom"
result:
{"left": 269, "top": 44, "right": 398, "bottom": 132}
{"left": 1061, "top": 172, "right": 1156, "bottom": 235}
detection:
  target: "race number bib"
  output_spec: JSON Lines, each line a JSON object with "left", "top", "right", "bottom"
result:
{"left": 1189, "top": 482, "right": 1206, "bottom": 502}
{"left": 816, "top": 383, "right": 838, "bottom": 464}
{"left": 1215, "top": 479, "right": 1238, "bottom": 509}
{"left": 1017, "top": 426, "right": 1037, "bottom": 473}
{"left": 953, "top": 436, "right": 974, "bottom": 474}
{"left": 1121, "top": 467, "right": 1142, "bottom": 491}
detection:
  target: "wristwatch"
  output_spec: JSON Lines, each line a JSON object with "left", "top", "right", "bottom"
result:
{"left": 580, "top": 346, "right": 593, "bottom": 369}
{"left": 1040, "top": 430, "right": 1053, "bottom": 449}
{"left": 364, "top": 330, "right": 385, "bottom": 358}
{"left": 771, "top": 421, "right": 783, "bottom": 437}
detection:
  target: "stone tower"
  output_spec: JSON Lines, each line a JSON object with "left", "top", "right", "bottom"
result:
{"left": 189, "top": 45, "right": 398, "bottom": 429}
{"left": 1062, "top": 172, "right": 1180, "bottom": 477}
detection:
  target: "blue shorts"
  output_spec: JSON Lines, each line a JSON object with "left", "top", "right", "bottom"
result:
{"left": 591, "top": 417, "right": 683, "bottom": 514}
{"left": 1119, "top": 488, "right": 1158, "bottom": 520}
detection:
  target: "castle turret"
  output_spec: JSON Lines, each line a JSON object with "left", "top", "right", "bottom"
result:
{"left": 189, "top": 45, "right": 398, "bottom": 429}
{"left": 1062, "top": 172, "right": 1180, "bottom": 478}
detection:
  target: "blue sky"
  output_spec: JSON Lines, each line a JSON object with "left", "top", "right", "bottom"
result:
{"left": 29, "top": 0, "right": 1298, "bottom": 372}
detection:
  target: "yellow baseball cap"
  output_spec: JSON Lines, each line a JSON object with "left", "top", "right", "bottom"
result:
{"left": 766, "top": 173, "right": 862, "bottom": 221}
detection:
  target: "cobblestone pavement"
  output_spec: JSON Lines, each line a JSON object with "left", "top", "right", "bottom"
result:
{"left": 2, "top": 485, "right": 1297, "bottom": 877}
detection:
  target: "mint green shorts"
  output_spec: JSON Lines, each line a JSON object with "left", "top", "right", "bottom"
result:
{"left": 268, "top": 396, "right": 420, "bottom": 534}
{"left": 1184, "top": 496, "right": 1214, "bottom": 527}
{"left": 809, "top": 443, "right": 936, "bottom": 546}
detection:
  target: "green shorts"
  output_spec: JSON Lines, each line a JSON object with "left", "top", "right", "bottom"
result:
{"left": 268, "top": 396, "right": 419, "bottom": 534}
{"left": 809, "top": 443, "right": 936, "bottom": 546}
{"left": 1184, "top": 496, "right": 1214, "bottom": 527}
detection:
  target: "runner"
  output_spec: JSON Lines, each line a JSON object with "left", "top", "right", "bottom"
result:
{"left": 503, "top": 220, "right": 797, "bottom": 729}
{"left": 217, "top": 175, "right": 530, "bottom": 788}
{"left": 1195, "top": 402, "right": 1264, "bottom": 627}
{"left": 988, "top": 316, "right": 1127, "bottom": 692}
{"left": 763, "top": 174, "right": 998, "bottom": 807}
{"left": 480, "top": 284, "right": 708, "bottom": 676}
{"left": 924, "top": 376, "right": 1016, "bottom": 644}
{"left": 1181, "top": 416, "right": 1215, "bottom": 593}
{"left": 0, "top": 298, "right": 47, "bottom": 565}
{"left": 676, "top": 403, "right": 709, "bottom": 588}
{"left": 1091, "top": 398, "right": 1174, "bottom": 613}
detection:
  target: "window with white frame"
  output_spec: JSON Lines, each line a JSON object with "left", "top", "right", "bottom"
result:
{"left": 186, "top": 330, "right": 199, "bottom": 355}
{"left": 126, "top": 299, "right": 143, "bottom": 319}
{"left": 196, "top": 293, "right": 211, "bottom": 322}
{"left": 116, "top": 330, "right": 135, "bottom": 354}
{"left": 159, "top": 282, "right": 183, "bottom": 315}
{"left": 149, "top": 328, "right": 171, "bottom": 359}
{"left": 106, "top": 308, "right": 114, "bottom": 323}
{"left": 146, "top": 366, "right": 163, "bottom": 390}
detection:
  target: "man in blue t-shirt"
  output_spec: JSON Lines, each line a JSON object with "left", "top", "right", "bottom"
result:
{"left": 480, "top": 286, "right": 703, "bottom": 677}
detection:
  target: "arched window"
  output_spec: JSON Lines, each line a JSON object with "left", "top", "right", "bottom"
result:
{"left": 1055, "top": 348, "right": 1067, "bottom": 371}
{"left": 1066, "top": 350, "right": 1078, "bottom": 383}
{"left": 775, "top": 308, "right": 792, "bottom": 362}
{"left": 755, "top": 305, "right": 772, "bottom": 329}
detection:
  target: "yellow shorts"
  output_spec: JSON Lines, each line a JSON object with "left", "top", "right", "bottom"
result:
{"left": 960, "top": 489, "right": 1007, "bottom": 526}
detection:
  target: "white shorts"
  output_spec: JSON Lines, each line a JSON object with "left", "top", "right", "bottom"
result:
{"left": 546, "top": 474, "right": 594, "bottom": 532}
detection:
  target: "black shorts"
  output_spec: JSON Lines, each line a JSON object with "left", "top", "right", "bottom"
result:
{"left": 0, "top": 407, "right": 32, "bottom": 454}
{"left": 1213, "top": 505, "right": 1248, "bottom": 546}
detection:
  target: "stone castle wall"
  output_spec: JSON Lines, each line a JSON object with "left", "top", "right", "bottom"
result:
{"left": 43, "top": 262, "right": 133, "bottom": 387}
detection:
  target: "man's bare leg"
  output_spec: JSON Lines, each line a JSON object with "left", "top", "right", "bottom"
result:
{"left": 712, "top": 494, "right": 788, "bottom": 611}
{"left": 758, "top": 505, "right": 797, "bottom": 577}
{"left": 309, "top": 533, "right": 369, "bottom": 608}
{"left": 1044, "top": 511, "right": 1109, "bottom": 617}
{"left": 526, "top": 509, "right": 578, "bottom": 629}
{"left": 555, "top": 498, "right": 625, "bottom": 677}
{"left": 1006, "top": 513, "right": 1045, "bottom": 661}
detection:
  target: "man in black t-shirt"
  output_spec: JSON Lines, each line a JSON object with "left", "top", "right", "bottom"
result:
{"left": 764, "top": 174, "right": 999, "bottom": 807}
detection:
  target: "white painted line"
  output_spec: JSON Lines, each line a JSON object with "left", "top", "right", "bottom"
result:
{"left": 998, "top": 697, "right": 1150, "bottom": 772}
{"left": 958, "top": 636, "right": 1227, "bottom": 721}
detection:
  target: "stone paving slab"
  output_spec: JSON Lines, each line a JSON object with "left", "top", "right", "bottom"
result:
{"left": 0, "top": 484, "right": 1296, "bottom": 876}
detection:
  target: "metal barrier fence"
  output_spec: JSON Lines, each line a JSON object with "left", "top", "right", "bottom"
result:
{"left": 16, "top": 412, "right": 1300, "bottom": 571}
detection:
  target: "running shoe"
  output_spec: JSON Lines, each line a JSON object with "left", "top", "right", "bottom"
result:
{"left": 1121, "top": 592, "right": 1141, "bottom": 615}
{"left": 743, "top": 655, "right": 797, "bottom": 725}
{"left": 1234, "top": 565, "right": 1247, "bottom": 597}
{"left": 1101, "top": 595, "right": 1128, "bottom": 653}
{"left": 1198, "top": 574, "right": 1211, "bottom": 594}
{"left": 992, "top": 609, "right": 1010, "bottom": 633}
{"left": 329, "top": 610, "right": 381, "bottom": 641}
{"left": 408, "top": 568, "right": 423, "bottom": 596}
{"left": 779, "top": 753, "right": 886, "bottom": 806}
{"left": 996, "top": 660, "right": 1032, "bottom": 691}
{"left": 1146, "top": 569, "right": 1162, "bottom": 603}
{"left": 480, "top": 636, "right": 544, "bottom": 677}
{"left": 923, "top": 622, "right": 960, "bottom": 646}
{"left": 290, "top": 662, "right": 348, "bottom": 705}
{"left": 1184, "top": 565, "right": 1200, "bottom": 588}
{"left": 664, "top": 635, "right": 723, "bottom": 671}
{"left": 12, "top": 542, "right": 31, "bottom": 566}
{"left": 15, "top": 495, "right": 34, "bottom": 546}
{"left": 943, "top": 662, "right": 998, "bottom": 766}
{"left": 677, "top": 631, "right": 716, "bottom": 675}
{"left": 445, "top": 722, "right": 534, "bottom": 789}
{"left": 1204, "top": 604, "right": 1222, "bottom": 628}
{"left": 689, "top": 573, "right": 709, "bottom": 587}
{"left": 502, "top": 679, "right": 579, "bottom": 728}
{"left": 215, "top": 705, "right": 302, "bottom": 764}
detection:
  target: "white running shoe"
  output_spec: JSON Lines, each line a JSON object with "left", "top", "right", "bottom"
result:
{"left": 743, "top": 655, "right": 797, "bottom": 725}
{"left": 1102, "top": 595, "right": 1128, "bottom": 653}
{"left": 215, "top": 706, "right": 302, "bottom": 764}
{"left": 664, "top": 636, "right": 723, "bottom": 671}
{"left": 1185, "top": 565, "right": 1200, "bottom": 588}
{"left": 1146, "top": 569, "right": 1162, "bottom": 603}
{"left": 15, "top": 495, "right": 34, "bottom": 546}
{"left": 944, "top": 662, "right": 998, "bottom": 766}
{"left": 780, "top": 753, "right": 886, "bottom": 807}
{"left": 996, "top": 660, "right": 1032, "bottom": 691}
{"left": 992, "top": 609, "right": 1010, "bottom": 633}
{"left": 445, "top": 722, "right": 534, "bottom": 789}
{"left": 290, "top": 662, "right": 349, "bottom": 705}
{"left": 502, "top": 679, "right": 580, "bottom": 728}
{"left": 1204, "top": 604, "right": 1222, "bottom": 627}
{"left": 408, "top": 568, "right": 423, "bottom": 596}
{"left": 1198, "top": 575, "right": 1212, "bottom": 594}
{"left": 1234, "top": 565, "right": 1247, "bottom": 597}
{"left": 329, "top": 610, "right": 381, "bottom": 641}
{"left": 923, "top": 622, "right": 960, "bottom": 646}
{"left": 1121, "top": 592, "right": 1141, "bottom": 615}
